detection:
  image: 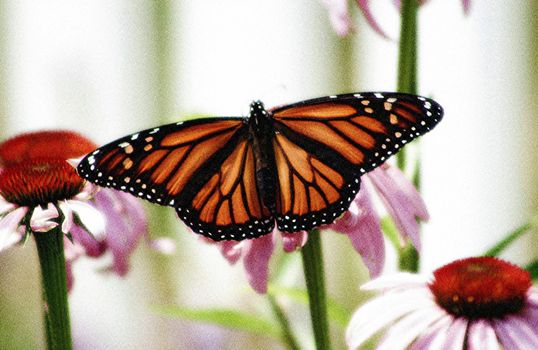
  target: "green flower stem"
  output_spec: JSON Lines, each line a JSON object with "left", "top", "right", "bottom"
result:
{"left": 301, "top": 229, "right": 331, "bottom": 350}
{"left": 34, "top": 227, "right": 72, "bottom": 350}
{"left": 268, "top": 295, "right": 300, "bottom": 350}
{"left": 396, "top": 0, "right": 420, "bottom": 273}
{"left": 396, "top": 0, "right": 418, "bottom": 170}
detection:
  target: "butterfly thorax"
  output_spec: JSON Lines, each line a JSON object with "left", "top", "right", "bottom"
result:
{"left": 248, "top": 100, "right": 278, "bottom": 214}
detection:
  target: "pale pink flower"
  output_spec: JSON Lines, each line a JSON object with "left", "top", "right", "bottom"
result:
{"left": 346, "top": 257, "right": 538, "bottom": 349}
{"left": 0, "top": 131, "right": 160, "bottom": 290}
{"left": 211, "top": 163, "right": 427, "bottom": 293}
{"left": 323, "top": 0, "right": 471, "bottom": 38}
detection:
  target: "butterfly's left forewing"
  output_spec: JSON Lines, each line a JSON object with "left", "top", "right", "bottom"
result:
{"left": 271, "top": 92, "right": 443, "bottom": 232}
{"left": 77, "top": 117, "right": 275, "bottom": 241}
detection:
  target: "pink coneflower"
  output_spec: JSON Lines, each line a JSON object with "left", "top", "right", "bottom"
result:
{"left": 323, "top": 0, "right": 470, "bottom": 38}
{"left": 346, "top": 257, "right": 538, "bottom": 349}
{"left": 210, "top": 163, "right": 428, "bottom": 293}
{"left": 0, "top": 130, "right": 153, "bottom": 288}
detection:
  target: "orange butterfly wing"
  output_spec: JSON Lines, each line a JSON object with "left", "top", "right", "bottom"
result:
{"left": 270, "top": 92, "right": 442, "bottom": 232}
{"left": 78, "top": 118, "right": 273, "bottom": 240}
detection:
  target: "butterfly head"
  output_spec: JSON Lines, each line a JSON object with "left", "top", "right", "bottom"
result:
{"left": 250, "top": 100, "right": 267, "bottom": 115}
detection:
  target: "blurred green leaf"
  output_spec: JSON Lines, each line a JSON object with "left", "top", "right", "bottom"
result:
{"left": 483, "top": 222, "right": 533, "bottom": 257}
{"left": 268, "top": 285, "right": 351, "bottom": 327}
{"left": 151, "top": 305, "right": 281, "bottom": 339}
{"left": 525, "top": 260, "right": 538, "bottom": 280}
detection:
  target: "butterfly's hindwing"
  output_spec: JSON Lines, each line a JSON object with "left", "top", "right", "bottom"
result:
{"left": 177, "top": 138, "right": 274, "bottom": 241}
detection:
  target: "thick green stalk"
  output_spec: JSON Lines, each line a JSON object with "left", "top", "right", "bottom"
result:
{"left": 34, "top": 228, "right": 72, "bottom": 350}
{"left": 396, "top": 0, "right": 418, "bottom": 169}
{"left": 301, "top": 229, "right": 331, "bottom": 350}
{"left": 396, "top": 0, "right": 420, "bottom": 272}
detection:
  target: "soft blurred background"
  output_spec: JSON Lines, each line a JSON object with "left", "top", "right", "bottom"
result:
{"left": 1, "top": 0, "right": 537, "bottom": 349}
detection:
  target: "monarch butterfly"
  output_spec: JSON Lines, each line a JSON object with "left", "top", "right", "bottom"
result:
{"left": 77, "top": 92, "right": 443, "bottom": 241}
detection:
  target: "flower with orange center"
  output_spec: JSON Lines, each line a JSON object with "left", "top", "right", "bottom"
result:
{"left": 346, "top": 257, "right": 538, "bottom": 349}
{"left": 0, "top": 130, "right": 161, "bottom": 289}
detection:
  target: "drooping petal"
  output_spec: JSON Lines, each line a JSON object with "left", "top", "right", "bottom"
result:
{"left": 0, "top": 206, "right": 28, "bottom": 251}
{"left": 367, "top": 166, "right": 423, "bottom": 251}
{"left": 322, "top": 0, "right": 354, "bottom": 36}
{"left": 467, "top": 319, "right": 501, "bottom": 350}
{"left": 408, "top": 315, "right": 453, "bottom": 350}
{"left": 70, "top": 224, "right": 104, "bottom": 257}
{"left": 494, "top": 315, "right": 538, "bottom": 349}
{"left": 65, "top": 260, "right": 74, "bottom": 291}
{"left": 281, "top": 231, "right": 308, "bottom": 252}
{"left": 65, "top": 199, "right": 106, "bottom": 241}
{"left": 361, "top": 272, "right": 429, "bottom": 291}
{"left": 526, "top": 287, "right": 538, "bottom": 307}
{"left": 30, "top": 204, "right": 59, "bottom": 232}
{"left": 441, "top": 317, "right": 468, "bottom": 350}
{"left": 0, "top": 196, "right": 16, "bottom": 215}
{"left": 90, "top": 190, "right": 147, "bottom": 276}
{"left": 346, "top": 287, "right": 434, "bottom": 349}
{"left": 242, "top": 234, "right": 275, "bottom": 294}
{"left": 384, "top": 165, "right": 429, "bottom": 221}
{"left": 355, "top": 0, "right": 390, "bottom": 38}
{"left": 332, "top": 188, "right": 385, "bottom": 277}
{"left": 376, "top": 306, "right": 444, "bottom": 350}
{"left": 461, "top": 0, "right": 471, "bottom": 14}
{"left": 60, "top": 201, "right": 74, "bottom": 234}
{"left": 101, "top": 190, "right": 147, "bottom": 240}
{"left": 218, "top": 240, "right": 243, "bottom": 264}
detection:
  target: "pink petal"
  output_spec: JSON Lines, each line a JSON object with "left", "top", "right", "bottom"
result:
{"left": 355, "top": 0, "right": 390, "bottom": 38}
{"left": 334, "top": 188, "right": 384, "bottom": 277}
{"left": 526, "top": 287, "right": 538, "bottom": 307}
{"left": 60, "top": 201, "right": 74, "bottom": 234}
{"left": 462, "top": 0, "right": 471, "bottom": 14}
{"left": 70, "top": 224, "right": 104, "bottom": 257}
{"left": 242, "top": 234, "right": 275, "bottom": 294}
{"left": 361, "top": 272, "right": 428, "bottom": 291}
{"left": 0, "top": 196, "right": 16, "bottom": 215}
{"left": 467, "top": 319, "right": 500, "bottom": 350}
{"left": 63, "top": 236, "right": 85, "bottom": 262}
{"left": 441, "top": 317, "right": 468, "bottom": 350}
{"left": 91, "top": 190, "right": 147, "bottom": 276}
{"left": 376, "top": 306, "right": 444, "bottom": 350}
{"left": 66, "top": 200, "right": 106, "bottom": 240}
{"left": 281, "top": 231, "right": 308, "bottom": 252}
{"left": 409, "top": 315, "right": 453, "bottom": 350}
{"left": 65, "top": 260, "right": 74, "bottom": 292}
{"left": 346, "top": 287, "right": 434, "bottom": 349}
{"left": 30, "top": 204, "right": 59, "bottom": 232}
{"left": 367, "top": 167, "right": 423, "bottom": 251}
{"left": 322, "top": 0, "right": 354, "bottom": 36}
{"left": 0, "top": 207, "right": 28, "bottom": 251}
{"left": 385, "top": 165, "right": 429, "bottom": 221}
{"left": 218, "top": 240, "right": 243, "bottom": 264}
{"left": 66, "top": 157, "right": 82, "bottom": 169}
{"left": 494, "top": 315, "right": 538, "bottom": 349}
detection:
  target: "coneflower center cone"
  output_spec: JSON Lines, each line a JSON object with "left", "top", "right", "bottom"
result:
{"left": 428, "top": 257, "right": 531, "bottom": 319}
{"left": 0, "top": 158, "right": 84, "bottom": 207}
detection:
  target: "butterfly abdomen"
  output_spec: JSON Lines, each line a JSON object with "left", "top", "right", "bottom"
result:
{"left": 249, "top": 100, "right": 278, "bottom": 214}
